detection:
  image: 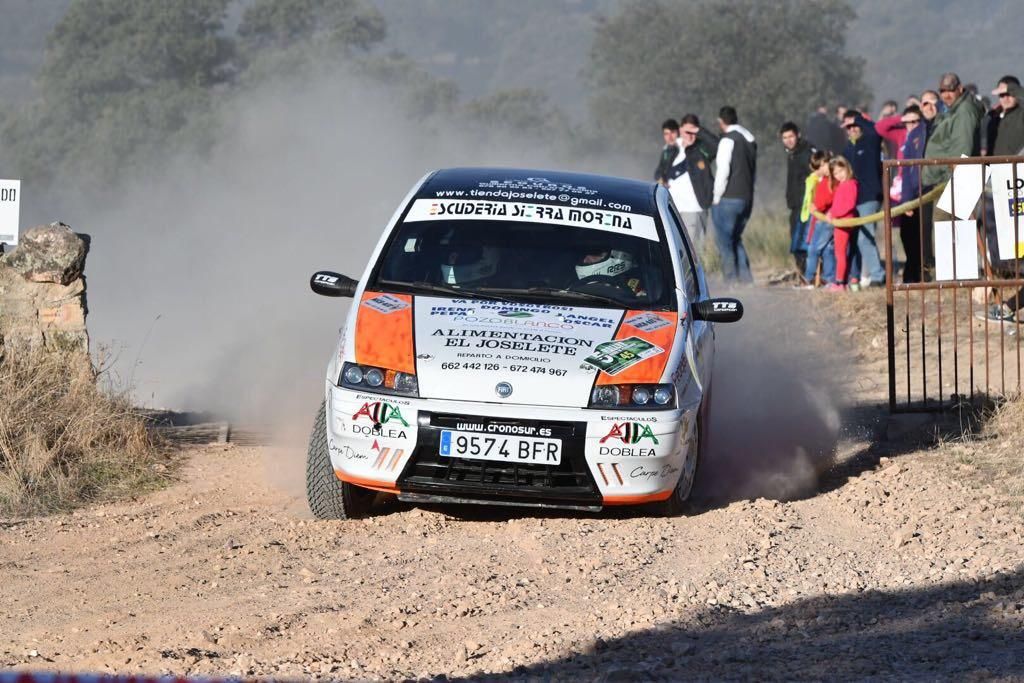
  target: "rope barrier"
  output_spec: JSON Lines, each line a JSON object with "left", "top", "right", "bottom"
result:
{"left": 810, "top": 182, "right": 947, "bottom": 228}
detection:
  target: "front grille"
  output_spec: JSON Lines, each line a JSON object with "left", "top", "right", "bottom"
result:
{"left": 397, "top": 412, "right": 601, "bottom": 506}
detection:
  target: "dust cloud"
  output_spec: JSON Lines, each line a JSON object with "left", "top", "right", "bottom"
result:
{"left": 47, "top": 68, "right": 635, "bottom": 441}
{"left": 695, "top": 288, "right": 845, "bottom": 505}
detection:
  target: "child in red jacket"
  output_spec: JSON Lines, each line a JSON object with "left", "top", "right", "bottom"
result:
{"left": 826, "top": 156, "right": 859, "bottom": 291}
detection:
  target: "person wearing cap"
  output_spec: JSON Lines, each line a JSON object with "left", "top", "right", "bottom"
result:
{"left": 922, "top": 73, "right": 985, "bottom": 187}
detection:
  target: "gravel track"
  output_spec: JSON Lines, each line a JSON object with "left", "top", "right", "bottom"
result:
{"left": 3, "top": 290, "right": 1023, "bottom": 680}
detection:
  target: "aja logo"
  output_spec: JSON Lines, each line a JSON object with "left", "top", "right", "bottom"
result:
{"left": 352, "top": 402, "right": 409, "bottom": 427}
{"left": 600, "top": 422, "right": 659, "bottom": 445}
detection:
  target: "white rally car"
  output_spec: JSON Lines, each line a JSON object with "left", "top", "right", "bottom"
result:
{"left": 306, "top": 168, "right": 741, "bottom": 518}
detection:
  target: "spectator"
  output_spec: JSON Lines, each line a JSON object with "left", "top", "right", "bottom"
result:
{"left": 842, "top": 109, "right": 886, "bottom": 288}
{"left": 801, "top": 150, "right": 836, "bottom": 287}
{"left": 889, "top": 105, "right": 927, "bottom": 283}
{"left": 878, "top": 100, "right": 898, "bottom": 119}
{"left": 836, "top": 105, "right": 848, "bottom": 122}
{"left": 877, "top": 100, "right": 900, "bottom": 157}
{"left": 668, "top": 114, "right": 717, "bottom": 252}
{"left": 654, "top": 119, "right": 680, "bottom": 186}
{"left": 711, "top": 106, "right": 757, "bottom": 283}
{"left": 805, "top": 104, "right": 843, "bottom": 153}
{"left": 979, "top": 77, "right": 1024, "bottom": 300}
{"left": 987, "top": 75, "right": 1023, "bottom": 156}
{"left": 920, "top": 90, "right": 940, "bottom": 132}
{"left": 780, "top": 121, "right": 815, "bottom": 275}
{"left": 922, "top": 73, "right": 985, "bottom": 187}
{"left": 825, "top": 156, "right": 860, "bottom": 292}
{"left": 992, "top": 79, "right": 1024, "bottom": 155}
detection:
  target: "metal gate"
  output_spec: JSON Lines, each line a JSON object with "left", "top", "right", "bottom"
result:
{"left": 883, "top": 155, "right": 1024, "bottom": 413}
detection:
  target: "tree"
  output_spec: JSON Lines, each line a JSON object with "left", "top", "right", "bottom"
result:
{"left": 2, "top": 0, "right": 235, "bottom": 186}
{"left": 588, "top": 0, "right": 871, "bottom": 150}
{"left": 238, "top": 0, "right": 386, "bottom": 56}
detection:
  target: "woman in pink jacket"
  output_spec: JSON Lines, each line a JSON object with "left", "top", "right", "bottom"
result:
{"left": 826, "top": 156, "right": 859, "bottom": 291}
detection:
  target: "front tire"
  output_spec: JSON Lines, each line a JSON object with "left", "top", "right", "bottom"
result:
{"left": 306, "top": 401, "right": 376, "bottom": 519}
{"left": 652, "top": 415, "right": 703, "bottom": 517}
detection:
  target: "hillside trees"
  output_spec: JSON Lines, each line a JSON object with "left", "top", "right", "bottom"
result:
{"left": 588, "top": 0, "right": 871, "bottom": 150}
{"left": 0, "top": 0, "right": 392, "bottom": 188}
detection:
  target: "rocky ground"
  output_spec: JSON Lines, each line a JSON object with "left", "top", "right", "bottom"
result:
{"left": 2, "top": 290, "right": 1023, "bottom": 681}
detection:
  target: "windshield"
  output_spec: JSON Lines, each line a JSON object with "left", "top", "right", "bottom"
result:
{"left": 371, "top": 218, "right": 675, "bottom": 309}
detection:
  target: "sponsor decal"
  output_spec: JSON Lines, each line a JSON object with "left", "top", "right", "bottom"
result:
{"left": 582, "top": 337, "right": 664, "bottom": 375}
{"left": 431, "top": 328, "right": 594, "bottom": 356}
{"left": 624, "top": 312, "right": 672, "bottom": 333}
{"left": 329, "top": 440, "right": 369, "bottom": 461}
{"left": 629, "top": 464, "right": 680, "bottom": 481}
{"left": 453, "top": 422, "right": 553, "bottom": 437}
{"left": 498, "top": 310, "right": 532, "bottom": 318}
{"left": 416, "top": 353, "right": 434, "bottom": 360}
{"left": 600, "top": 422, "right": 660, "bottom": 445}
{"left": 430, "top": 306, "right": 476, "bottom": 316}
{"left": 403, "top": 199, "right": 658, "bottom": 241}
{"left": 599, "top": 415, "right": 659, "bottom": 422}
{"left": 598, "top": 445, "right": 656, "bottom": 457}
{"left": 352, "top": 401, "right": 410, "bottom": 427}
{"left": 354, "top": 393, "right": 412, "bottom": 405}
{"left": 362, "top": 293, "right": 410, "bottom": 314}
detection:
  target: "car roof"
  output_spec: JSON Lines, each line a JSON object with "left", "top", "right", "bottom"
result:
{"left": 415, "top": 167, "right": 659, "bottom": 216}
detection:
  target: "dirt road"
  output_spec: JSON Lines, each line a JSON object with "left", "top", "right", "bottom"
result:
{"left": 3, "top": 291, "right": 1024, "bottom": 680}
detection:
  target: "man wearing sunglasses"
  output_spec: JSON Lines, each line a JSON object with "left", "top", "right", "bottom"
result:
{"left": 991, "top": 76, "right": 1023, "bottom": 157}
{"left": 841, "top": 109, "right": 886, "bottom": 287}
{"left": 922, "top": 73, "right": 985, "bottom": 188}
{"left": 668, "top": 114, "right": 718, "bottom": 252}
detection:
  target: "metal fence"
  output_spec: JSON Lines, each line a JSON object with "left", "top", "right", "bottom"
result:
{"left": 883, "top": 155, "right": 1024, "bottom": 413}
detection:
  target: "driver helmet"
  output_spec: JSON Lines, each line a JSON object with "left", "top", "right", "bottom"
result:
{"left": 575, "top": 248, "right": 634, "bottom": 279}
{"left": 439, "top": 244, "right": 499, "bottom": 284}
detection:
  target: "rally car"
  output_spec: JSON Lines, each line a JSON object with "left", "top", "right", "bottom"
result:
{"left": 306, "top": 167, "right": 742, "bottom": 518}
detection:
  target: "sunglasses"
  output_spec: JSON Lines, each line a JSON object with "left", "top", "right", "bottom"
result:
{"left": 939, "top": 87, "right": 957, "bottom": 93}
{"left": 922, "top": 100, "right": 937, "bottom": 106}
{"left": 843, "top": 124, "right": 858, "bottom": 130}
{"left": 901, "top": 118, "right": 921, "bottom": 125}
{"left": 998, "top": 91, "right": 1014, "bottom": 98}
{"left": 681, "top": 129, "right": 699, "bottom": 135}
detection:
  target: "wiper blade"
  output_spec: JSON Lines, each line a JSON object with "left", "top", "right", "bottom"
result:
{"left": 377, "top": 279, "right": 511, "bottom": 302}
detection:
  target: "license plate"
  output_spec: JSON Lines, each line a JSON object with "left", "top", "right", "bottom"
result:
{"left": 439, "top": 430, "right": 562, "bottom": 465}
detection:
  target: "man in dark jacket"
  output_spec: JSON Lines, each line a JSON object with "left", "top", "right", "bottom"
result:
{"left": 655, "top": 119, "right": 680, "bottom": 186}
{"left": 805, "top": 105, "right": 843, "bottom": 153}
{"left": 668, "top": 114, "right": 717, "bottom": 251}
{"left": 780, "top": 121, "right": 815, "bottom": 274}
{"left": 842, "top": 110, "right": 886, "bottom": 286}
{"left": 992, "top": 80, "right": 1024, "bottom": 156}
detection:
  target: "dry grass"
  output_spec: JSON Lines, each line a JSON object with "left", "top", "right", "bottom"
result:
{"left": 0, "top": 349, "right": 166, "bottom": 516}
{"left": 945, "top": 397, "right": 1024, "bottom": 507}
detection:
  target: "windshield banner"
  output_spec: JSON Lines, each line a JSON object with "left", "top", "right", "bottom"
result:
{"left": 403, "top": 199, "right": 659, "bottom": 242}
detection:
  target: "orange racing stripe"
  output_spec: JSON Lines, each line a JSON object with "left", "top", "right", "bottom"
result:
{"left": 603, "top": 490, "right": 673, "bottom": 505}
{"left": 354, "top": 291, "right": 415, "bottom": 374}
{"left": 595, "top": 311, "right": 678, "bottom": 385}
{"left": 334, "top": 470, "right": 400, "bottom": 495}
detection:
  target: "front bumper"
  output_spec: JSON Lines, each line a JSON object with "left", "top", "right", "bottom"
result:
{"left": 325, "top": 384, "right": 697, "bottom": 509}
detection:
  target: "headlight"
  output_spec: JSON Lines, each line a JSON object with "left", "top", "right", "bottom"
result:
{"left": 339, "top": 362, "right": 419, "bottom": 397}
{"left": 588, "top": 383, "right": 675, "bottom": 409}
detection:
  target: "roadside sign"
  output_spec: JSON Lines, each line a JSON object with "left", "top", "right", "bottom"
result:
{"left": 0, "top": 179, "right": 20, "bottom": 247}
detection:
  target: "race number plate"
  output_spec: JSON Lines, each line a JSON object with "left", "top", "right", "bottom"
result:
{"left": 439, "top": 430, "right": 562, "bottom": 465}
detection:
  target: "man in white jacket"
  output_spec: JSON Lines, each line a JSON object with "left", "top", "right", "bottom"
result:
{"left": 710, "top": 106, "right": 757, "bottom": 283}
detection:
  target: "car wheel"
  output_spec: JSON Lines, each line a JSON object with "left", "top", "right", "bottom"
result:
{"left": 653, "top": 414, "right": 703, "bottom": 517}
{"left": 306, "top": 401, "right": 376, "bottom": 519}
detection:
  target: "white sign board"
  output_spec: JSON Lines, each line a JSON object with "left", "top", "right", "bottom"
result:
{"left": 935, "top": 156, "right": 987, "bottom": 219}
{"left": 989, "top": 163, "right": 1024, "bottom": 261}
{"left": 0, "top": 179, "right": 20, "bottom": 247}
{"left": 934, "top": 220, "right": 979, "bottom": 281}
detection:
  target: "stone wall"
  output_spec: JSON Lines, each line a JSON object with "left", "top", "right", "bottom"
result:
{"left": 0, "top": 223, "right": 89, "bottom": 355}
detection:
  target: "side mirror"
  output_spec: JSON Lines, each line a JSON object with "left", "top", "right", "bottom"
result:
{"left": 310, "top": 271, "right": 358, "bottom": 298}
{"left": 692, "top": 297, "right": 743, "bottom": 323}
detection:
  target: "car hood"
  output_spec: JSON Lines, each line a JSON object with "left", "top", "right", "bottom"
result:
{"left": 353, "top": 292, "right": 680, "bottom": 408}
